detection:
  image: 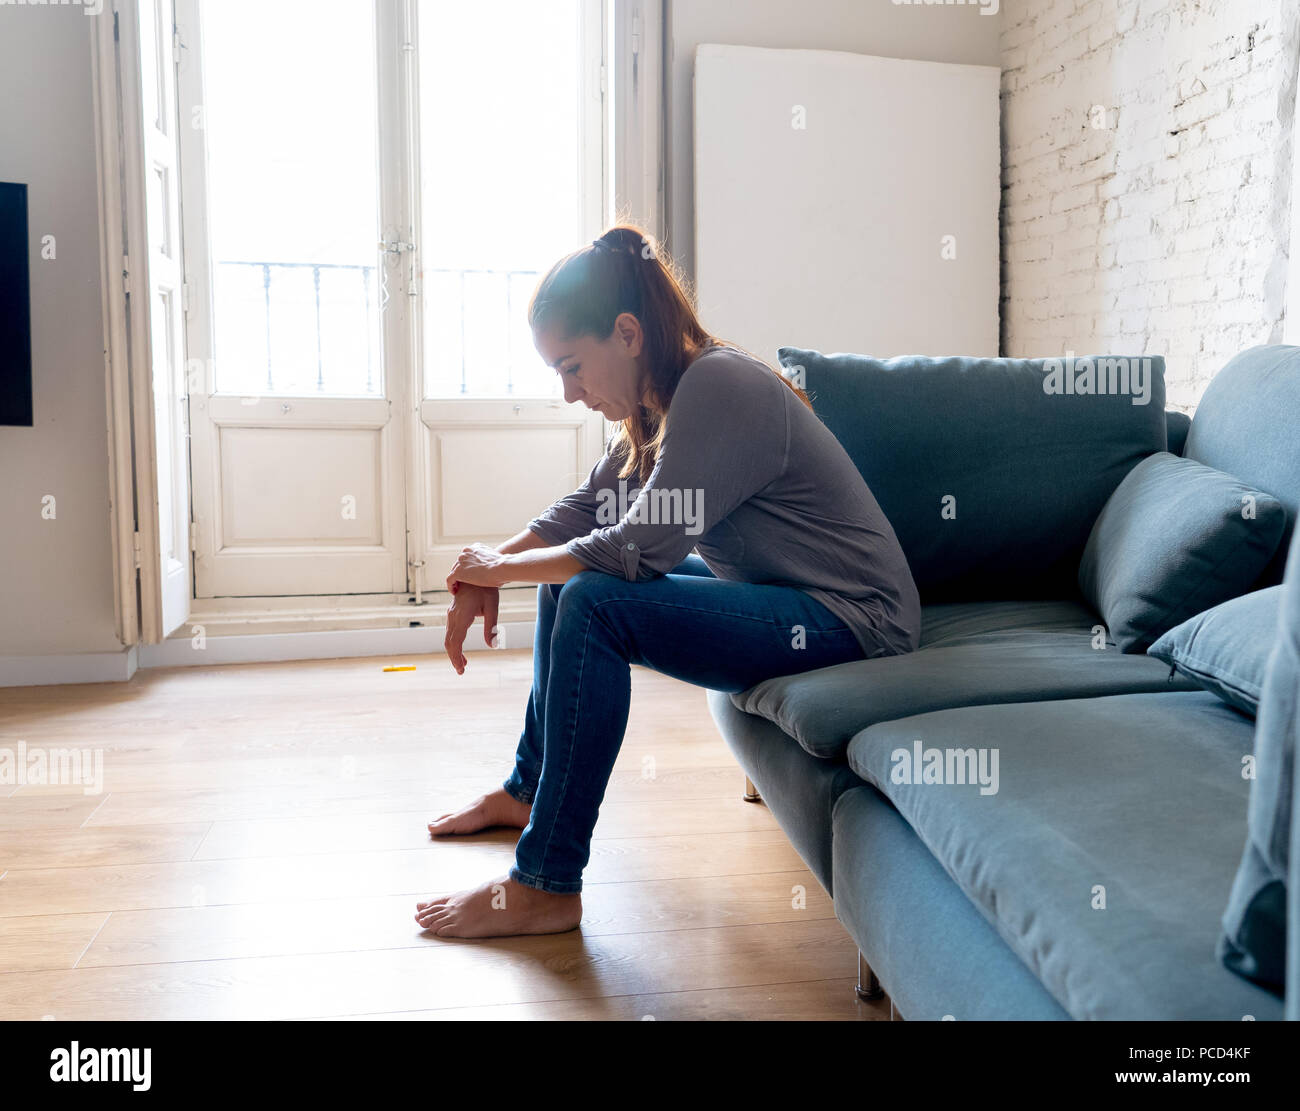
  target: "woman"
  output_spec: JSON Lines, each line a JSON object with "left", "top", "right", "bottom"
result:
{"left": 415, "top": 225, "right": 920, "bottom": 938}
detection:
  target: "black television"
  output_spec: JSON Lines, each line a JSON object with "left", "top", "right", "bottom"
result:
{"left": 0, "top": 181, "right": 34, "bottom": 427}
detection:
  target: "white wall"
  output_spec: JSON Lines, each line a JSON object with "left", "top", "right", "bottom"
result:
{"left": 665, "top": 0, "right": 1004, "bottom": 280}
{"left": 694, "top": 45, "right": 1001, "bottom": 362}
{"left": 0, "top": 7, "right": 121, "bottom": 658}
{"left": 1000, "top": 0, "right": 1300, "bottom": 410}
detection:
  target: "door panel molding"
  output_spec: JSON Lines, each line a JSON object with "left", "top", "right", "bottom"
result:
{"left": 417, "top": 398, "right": 604, "bottom": 590}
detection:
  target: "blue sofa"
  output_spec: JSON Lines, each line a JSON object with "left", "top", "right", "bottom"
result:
{"left": 707, "top": 344, "right": 1300, "bottom": 1020}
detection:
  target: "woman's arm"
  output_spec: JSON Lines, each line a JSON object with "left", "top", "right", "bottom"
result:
{"left": 448, "top": 538, "right": 588, "bottom": 590}
{"left": 442, "top": 527, "right": 584, "bottom": 674}
{"left": 495, "top": 527, "right": 552, "bottom": 556}
{"left": 447, "top": 526, "right": 588, "bottom": 591}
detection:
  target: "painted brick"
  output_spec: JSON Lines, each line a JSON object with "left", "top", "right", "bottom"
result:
{"left": 999, "top": 0, "right": 1299, "bottom": 408}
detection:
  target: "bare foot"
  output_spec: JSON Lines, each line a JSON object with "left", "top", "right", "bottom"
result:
{"left": 428, "top": 788, "right": 531, "bottom": 837}
{"left": 414, "top": 875, "right": 582, "bottom": 938}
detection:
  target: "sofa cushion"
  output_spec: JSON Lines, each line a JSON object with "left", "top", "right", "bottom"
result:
{"left": 1078, "top": 452, "right": 1286, "bottom": 652}
{"left": 1167, "top": 409, "right": 1191, "bottom": 456}
{"left": 778, "top": 348, "right": 1167, "bottom": 600}
{"left": 846, "top": 692, "right": 1283, "bottom": 1020}
{"left": 831, "top": 785, "right": 1072, "bottom": 1020}
{"left": 705, "top": 687, "right": 864, "bottom": 895}
{"left": 730, "top": 599, "right": 1196, "bottom": 759}
{"left": 1184, "top": 345, "right": 1300, "bottom": 587}
{"left": 1147, "top": 587, "right": 1281, "bottom": 716}
{"left": 1219, "top": 527, "right": 1300, "bottom": 992}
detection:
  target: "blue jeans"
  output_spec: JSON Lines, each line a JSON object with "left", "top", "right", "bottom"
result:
{"left": 502, "top": 554, "right": 866, "bottom": 894}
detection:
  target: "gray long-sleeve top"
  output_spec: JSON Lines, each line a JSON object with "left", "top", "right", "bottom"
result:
{"left": 525, "top": 343, "right": 921, "bottom": 659}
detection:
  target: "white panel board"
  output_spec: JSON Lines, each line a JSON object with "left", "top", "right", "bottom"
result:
{"left": 694, "top": 44, "right": 1000, "bottom": 361}
{"left": 434, "top": 424, "right": 591, "bottom": 539}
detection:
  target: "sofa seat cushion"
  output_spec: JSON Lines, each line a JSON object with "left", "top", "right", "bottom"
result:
{"left": 846, "top": 692, "right": 1284, "bottom": 1020}
{"left": 730, "top": 600, "right": 1196, "bottom": 759}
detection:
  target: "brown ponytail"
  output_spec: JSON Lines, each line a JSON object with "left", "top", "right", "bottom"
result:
{"left": 527, "top": 223, "right": 813, "bottom": 481}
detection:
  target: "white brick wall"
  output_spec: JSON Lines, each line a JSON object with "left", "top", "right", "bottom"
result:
{"left": 1000, "top": 0, "right": 1300, "bottom": 410}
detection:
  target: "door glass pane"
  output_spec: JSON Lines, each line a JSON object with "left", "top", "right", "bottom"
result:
{"left": 418, "top": 0, "right": 584, "bottom": 399}
{"left": 201, "top": 0, "right": 382, "bottom": 397}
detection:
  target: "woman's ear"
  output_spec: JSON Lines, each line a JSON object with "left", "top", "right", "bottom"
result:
{"left": 614, "top": 312, "right": 644, "bottom": 359}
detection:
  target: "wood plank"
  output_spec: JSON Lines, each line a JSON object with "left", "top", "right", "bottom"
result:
{"left": 8, "top": 759, "right": 742, "bottom": 805}
{"left": 0, "top": 831, "right": 806, "bottom": 917}
{"left": 77, "top": 870, "right": 833, "bottom": 967}
{"left": 0, "top": 918, "right": 857, "bottom": 1021}
{"left": 0, "top": 823, "right": 210, "bottom": 870}
{"left": 327, "top": 977, "right": 884, "bottom": 1021}
{"left": 0, "top": 913, "right": 110, "bottom": 974}
{"left": 187, "top": 797, "right": 775, "bottom": 860}
{"left": 0, "top": 794, "right": 103, "bottom": 831}
{"left": 74, "top": 776, "right": 757, "bottom": 829}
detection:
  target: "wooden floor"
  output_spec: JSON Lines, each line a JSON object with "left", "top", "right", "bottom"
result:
{"left": 0, "top": 649, "right": 890, "bottom": 1020}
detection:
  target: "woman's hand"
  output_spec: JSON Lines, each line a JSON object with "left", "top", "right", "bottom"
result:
{"left": 443, "top": 583, "right": 501, "bottom": 675}
{"left": 446, "top": 543, "right": 510, "bottom": 592}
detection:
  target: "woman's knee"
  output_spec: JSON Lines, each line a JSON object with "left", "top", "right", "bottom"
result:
{"left": 555, "top": 570, "right": 624, "bottom": 614}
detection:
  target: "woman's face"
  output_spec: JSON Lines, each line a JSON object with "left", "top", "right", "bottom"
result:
{"left": 533, "top": 313, "right": 645, "bottom": 421}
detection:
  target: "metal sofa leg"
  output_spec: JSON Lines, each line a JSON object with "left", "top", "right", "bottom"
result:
{"left": 743, "top": 774, "right": 761, "bottom": 802}
{"left": 856, "top": 951, "right": 883, "bottom": 1001}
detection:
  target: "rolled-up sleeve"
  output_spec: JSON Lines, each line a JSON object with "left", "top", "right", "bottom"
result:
{"left": 565, "top": 355, "right": 786, "bottom": 581}
{"left": 526, "top": 439, "right": 625, "bottom": 547}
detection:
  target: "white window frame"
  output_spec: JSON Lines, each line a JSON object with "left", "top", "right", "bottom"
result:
{"left": 609, "top": 0, "right": 664, "bottom": 241}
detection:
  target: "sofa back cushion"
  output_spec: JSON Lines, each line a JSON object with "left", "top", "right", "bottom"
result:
{"left": 1147, "top": 587, "right": 1283, "bottom": 716}
{"left": 778, "top": 348, "right": 1168, "bottom": 599}
{"left": 1184, "top": 345, "right": 1300, "bottom": 585}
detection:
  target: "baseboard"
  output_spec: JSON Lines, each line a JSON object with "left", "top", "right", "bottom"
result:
{"left": 0, "top": 645, "right": 139, "bottom": 687}
{"left": 136, "top": 619, "right": 537, "bottom": 669}
{"left": 0, "top": 621, "right": 536, "bottom": 685}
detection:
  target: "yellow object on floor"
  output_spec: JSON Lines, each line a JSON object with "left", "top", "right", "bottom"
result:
{"left": 382, "top": 665, "right": 416, "bottom": 672}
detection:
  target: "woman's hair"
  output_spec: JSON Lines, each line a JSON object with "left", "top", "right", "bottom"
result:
{"left": 527, "top": 223, "right": 814, "bottom": 481}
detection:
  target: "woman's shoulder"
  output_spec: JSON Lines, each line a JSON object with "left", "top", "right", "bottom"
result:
{"left": 677, "top": 342, "right": 784, "bottom": 399}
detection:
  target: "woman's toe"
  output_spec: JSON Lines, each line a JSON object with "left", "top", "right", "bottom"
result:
{"left": 424, "top": 911, "right": 454, "bottom": 933}
{"left": 415, "top": 895, "right": 449, "bottom": 911}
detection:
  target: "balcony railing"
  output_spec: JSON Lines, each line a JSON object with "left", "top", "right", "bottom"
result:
{"left": 423, "top": 266, "right": 544, "bottom": 396}
{"left": 214, "top": 260, "right": 550, "bottom": 398}
{"left": 218, "top": 260, "right": 378, "bottom": 394}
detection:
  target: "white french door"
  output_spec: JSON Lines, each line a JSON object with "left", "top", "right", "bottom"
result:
{"left": 172, "top": 0, "right": 608, "bottom": 602}
{"left": 118, "top": 0, "right": 193, "bottom": 641}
